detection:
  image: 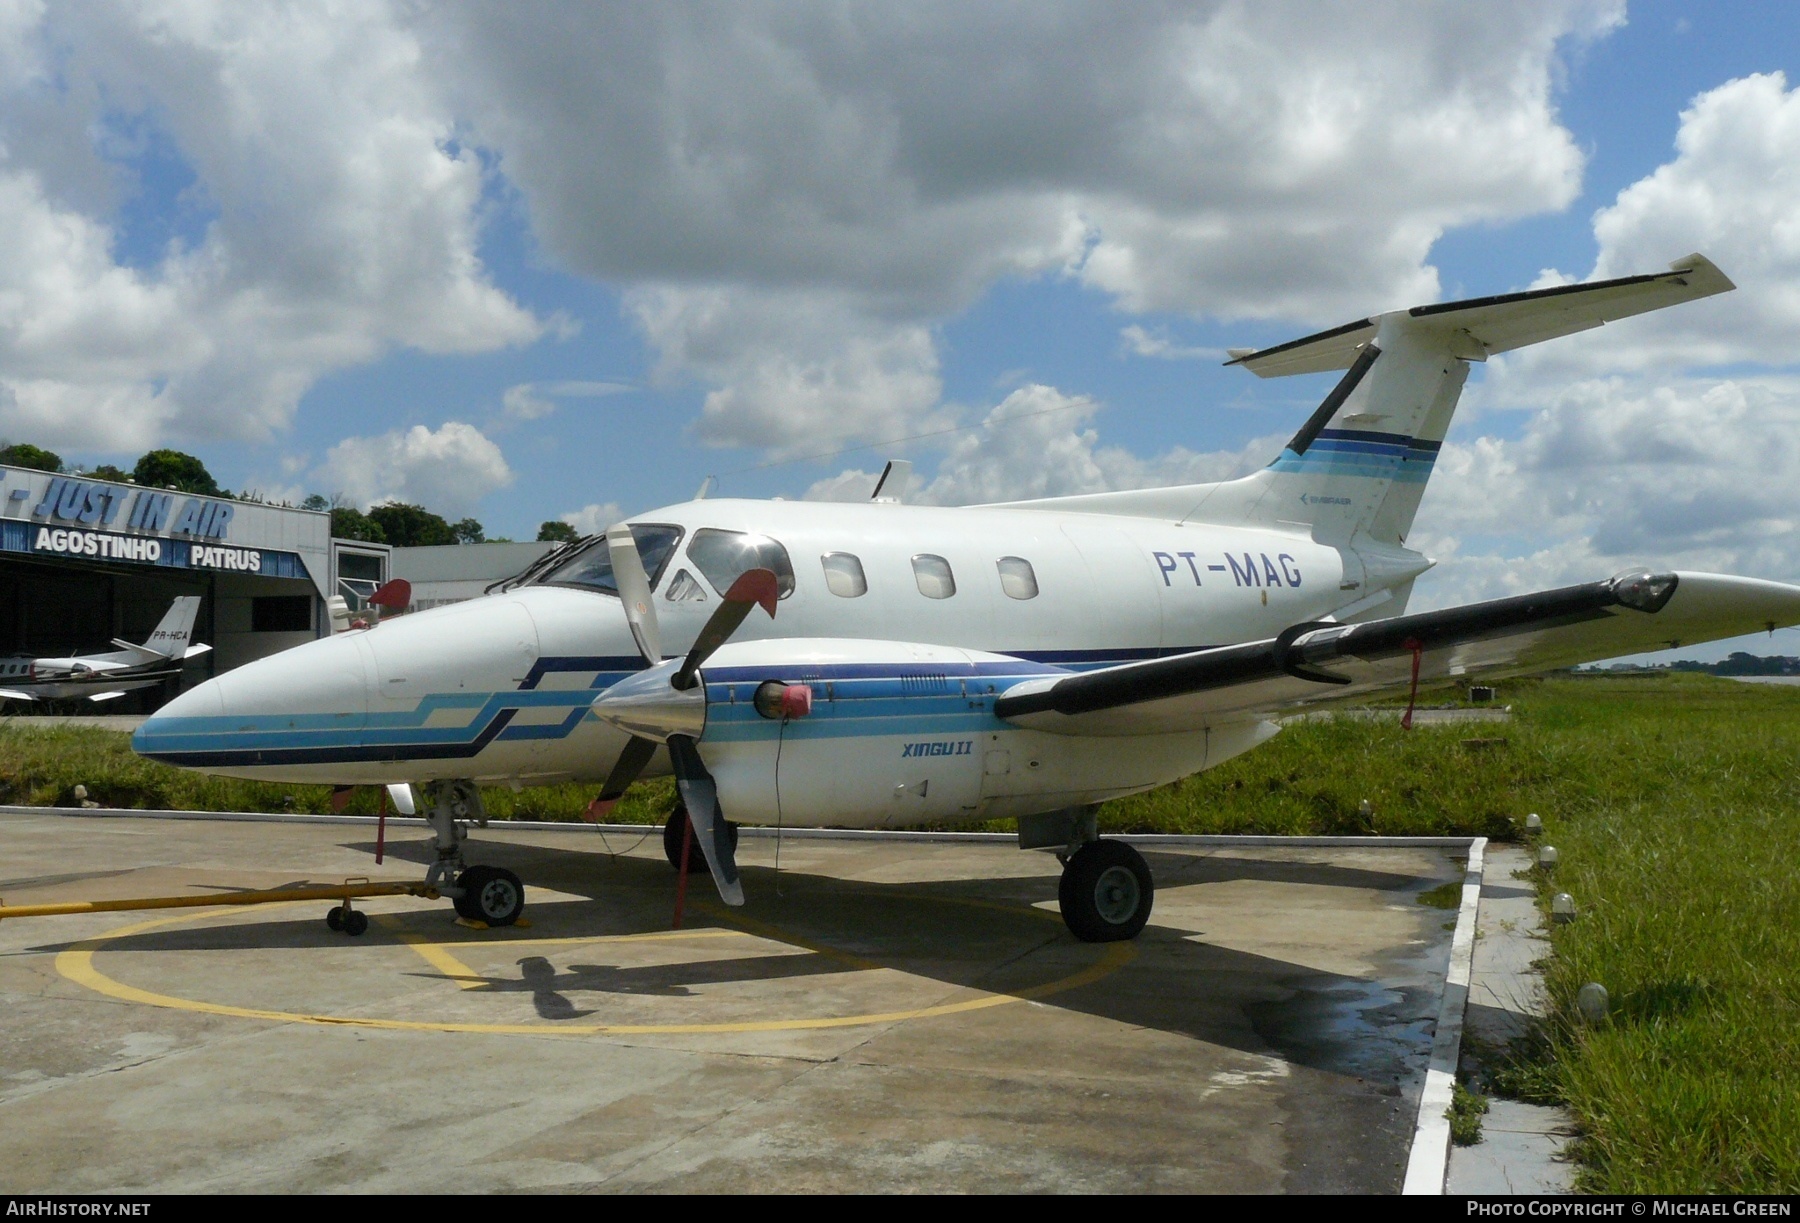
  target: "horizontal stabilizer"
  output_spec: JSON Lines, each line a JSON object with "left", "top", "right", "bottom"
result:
{"left": 1227, "top": 254, "right": 1734, "bottom": 378}
{"left": 183, "top": 643, "right": 213, "bottom": 659}
{"left": 111, "top": 639, "right": 169, "bottom": 662}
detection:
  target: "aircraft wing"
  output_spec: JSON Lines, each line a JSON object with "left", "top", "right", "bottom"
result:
{"left": 0, "top": 689, "right": 35, "bottom": 702}
{"left": 995, "top": 570, "right": 1800, "bottom": 736}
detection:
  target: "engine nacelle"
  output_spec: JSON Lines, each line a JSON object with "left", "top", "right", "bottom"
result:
{"left": 591, "top": 638, "right": 1052, "bottom": 828}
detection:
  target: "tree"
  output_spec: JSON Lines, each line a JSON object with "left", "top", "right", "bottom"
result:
{"left": 0, "top": 443, "right": 63, "bottom": 472}
{"left": 300, "top": 494, "right": 331, "bottom": 512}
{"left": 367, "top": 502, "right": 456, "bottom": 547}
{"left": 537, "top": 520, "right": 579, "bottom": 543}
{"left": 452, "top": 517, "right": 486, "bottom": 544}
{"left": 133, "top": 449, "right": 221, "bottom": 495}
{"left": 329, "top": 507, "right": 386, "bottom": 543}
{"left": 90, "top": 464, "right": 131, "bottom": 482}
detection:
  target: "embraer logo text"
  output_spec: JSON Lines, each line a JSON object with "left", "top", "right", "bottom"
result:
{"left": 901, "top": 740, "right": 972, "bottom": 758}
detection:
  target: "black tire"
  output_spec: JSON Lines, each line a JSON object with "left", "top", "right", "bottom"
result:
{"left": 1058, "top": 840, "right": 1154, "bottom": 942}
{"left": 454, "top": 865, "right": 525, "bottom": 926}
{"left": 325, "top": 905, "right": 345, "bottom": 932}
{"left": 451, "top": 883, "right": 481, "bottom": 922}
{"left": 663, "top": 806, "right": 737, "bottom": 872}
{"left": 343, "top": 909, "right": 369, "bottom": 937}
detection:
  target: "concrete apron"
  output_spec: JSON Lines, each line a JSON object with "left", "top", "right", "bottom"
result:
{"left": 1, "top": 811, "right": 1472, "bottom": 1193}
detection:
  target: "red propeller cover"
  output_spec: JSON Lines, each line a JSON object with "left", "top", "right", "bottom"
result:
{"left": 368, "top": 578, "right": 412, "bottom": 610}
{"left": 723, "top": 568, "right": 779, "bottom": 618}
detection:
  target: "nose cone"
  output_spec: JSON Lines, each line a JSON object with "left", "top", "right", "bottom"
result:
{"left": 133, "top": 630, "right": 373, "bottom": 766}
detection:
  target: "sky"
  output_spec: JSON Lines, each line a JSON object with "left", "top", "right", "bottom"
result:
{"left": 3, "top": 1, "right": 1799, "bottom": 661}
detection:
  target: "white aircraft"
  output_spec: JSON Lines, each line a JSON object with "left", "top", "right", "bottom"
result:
{"left": 133, "top": 254, "right": 1800, "bottom": 941}
{"left": 2, "top": 596, "right": 210, "bottom": 705}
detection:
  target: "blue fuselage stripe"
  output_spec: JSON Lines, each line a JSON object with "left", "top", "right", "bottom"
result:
{"left": 132, "top": 649, "right": 1213, "bottom": 767}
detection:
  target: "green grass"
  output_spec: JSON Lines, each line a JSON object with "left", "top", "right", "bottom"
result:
{"left": 4, "top": 671, "right": 1799, "bottom": 1190}
{"left": 1450, "top": 1080, "right": 1491, "bottom": 1146}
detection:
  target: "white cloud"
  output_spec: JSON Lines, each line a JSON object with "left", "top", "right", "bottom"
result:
{"left": 500, "top": 379, "right": 632, "bottom": 421}
{"left": 0, "top": 2, "right": 540, "bottom": 455}
{"left": 318, "top": 422, "right": 513, "bottom": 517}
{"left": 1400, "top": 70, "right": 1800, "bottom": 618}
{"left": 422, "top": 1, "right": 1613, "bottom": 449}
{"left": 627, "top": 285, "right": 949, "bottom": 454}
{"left": 803, "top": 383, "right": 1279, "bottom": 506}
{"left": 1486, "top": 72, "right": 1800, "bottom": 393}
{"left": 1406, "top": 375, "right": 1800, "bottom": 615}
{"left": 1119, "top": 325, "right": 1223, "bottom": 361}
{"left": 558, "top": 502, "right": 624, "bottom": 536}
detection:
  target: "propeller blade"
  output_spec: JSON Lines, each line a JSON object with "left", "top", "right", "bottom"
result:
{"left": 605, "top": 522, "right": 663, "bottom": 664}
{"left": 668, "top": 734, "right": 744, "bottom": 906}
{"left": 585, "top": 734, "right": 660, "bottom": 821}
{"left": 368, "top": 579, "right": 411, "bottom": 612}
{"left": 670, "top": 568, "right": 779, "bottom": 691}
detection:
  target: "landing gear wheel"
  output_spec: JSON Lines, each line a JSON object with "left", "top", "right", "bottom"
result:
{"left": 453, "top": 865, "right": 525, "bottom": 926}
{"left": 663, "top": 806, "right": 737, "bottom": 872}
{"left": 325, "top": 906, "right": 344, "bottom": 932}
{"left": 1058, "top": 840, "right": 1154, "bottom": 942}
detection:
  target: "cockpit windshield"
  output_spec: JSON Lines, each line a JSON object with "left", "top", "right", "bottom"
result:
{"left": 535, "top": 524, "right": 684, "bottom": 595}
{"left": 686, "top": 528, "right": 796, "bottom": 599}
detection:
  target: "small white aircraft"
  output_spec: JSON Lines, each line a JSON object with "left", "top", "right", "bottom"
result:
{"left": 134, "top": 254, "right": 1800, "bottom": 941}
{"left": 3, "top": 596, "right": 210, "bottom": 705}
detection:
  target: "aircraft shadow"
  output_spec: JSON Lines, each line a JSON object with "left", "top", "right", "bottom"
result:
{"left": 355, "top": 834, "right": 1453, "bottom": 1083}
{"left": 24, "top": 832, "right": 1453, "bottom": 1095}
{"left": 449, "top": 949, "right": 860, "bottom": 1019}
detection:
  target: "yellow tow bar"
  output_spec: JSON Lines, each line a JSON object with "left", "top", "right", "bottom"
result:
{"left": 0, "top": 880, "right": 440, "bottom": 937}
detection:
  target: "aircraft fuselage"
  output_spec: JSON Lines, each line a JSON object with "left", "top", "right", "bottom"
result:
{"left": 132, "top": 499, "right": 1418, "bottom": 822}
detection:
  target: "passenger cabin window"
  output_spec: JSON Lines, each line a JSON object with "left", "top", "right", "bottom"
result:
{"left": 820, "top": 552, "right": 867, "bottom": 598}
{"left": 997, "top": 556, "right": 1039, "bottom": 600}
{"left": 537, "top": 524, "right": 684, "bottom": 595}
{"left": 911, "top": 554, "right": 956, "bottom": 599}
{"left": 687, "top": 529, "right": 796, "bottom": 599}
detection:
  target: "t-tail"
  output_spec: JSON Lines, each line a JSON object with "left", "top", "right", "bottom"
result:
{"left": 1004, "top": 253, "right": 1734, "bottom": 615}
{"left": 110, "top": 596, "right": 209, "bottom": 662}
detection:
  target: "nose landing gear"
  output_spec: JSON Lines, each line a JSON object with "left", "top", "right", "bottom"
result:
{"left": 452, "top": 864, "right": 525, "bottom": 926}
{"left": 418, "top": 780, "right": 527, "bottom": 927}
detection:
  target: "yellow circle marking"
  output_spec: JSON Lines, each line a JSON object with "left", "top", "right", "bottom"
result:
{"left": 55, "top": 901, "right": 1135, "bottom": 1036}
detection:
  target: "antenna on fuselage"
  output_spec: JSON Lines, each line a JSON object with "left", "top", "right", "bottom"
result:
{"left": 694, "top": 476, "right": 714, "bottom": 500}
{"left": 871, "top": 459, "right": 911, "bottom": 504}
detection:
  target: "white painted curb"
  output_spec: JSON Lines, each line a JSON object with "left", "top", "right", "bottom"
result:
{"left": 1402, "top": 835, "right": 1486, "bottom": 1195}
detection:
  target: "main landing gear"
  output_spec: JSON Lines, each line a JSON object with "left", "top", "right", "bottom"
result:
{"left": 662, "top": 804, "right": 738, "bottom": 873}
{"left": 417, "top": 779, "right": 526, "bottom": 927}
{"left": 1022, "top": 806, "right": 1155, "bottom": 942}
{"left": 1058, "top": 840, "right": 1154, "bottom": 942}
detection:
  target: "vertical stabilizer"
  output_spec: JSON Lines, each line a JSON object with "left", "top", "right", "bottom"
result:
{"left": 990, "top": 254, "right": 1734, "bottom": 610}
{"left": 136, "top": 596, "right": 202, "bottom": 658}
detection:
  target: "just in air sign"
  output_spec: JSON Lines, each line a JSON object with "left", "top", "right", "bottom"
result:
{"left": 21, "top": 475, "right": 235, "bottom": 540}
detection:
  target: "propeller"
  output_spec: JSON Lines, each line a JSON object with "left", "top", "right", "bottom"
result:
{"left": 585, "top": 524, "right": 779, "bottom": 906}
{"left": 605, "top": 523, "right": 660, "bottom": 664}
